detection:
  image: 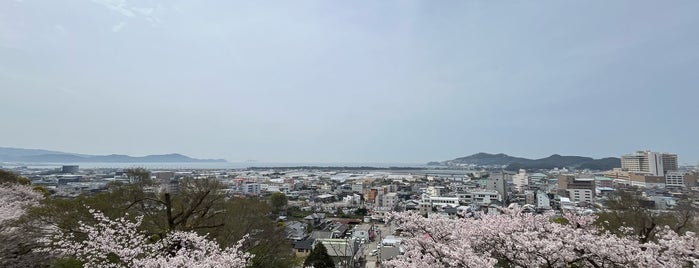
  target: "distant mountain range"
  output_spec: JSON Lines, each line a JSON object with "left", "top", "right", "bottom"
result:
{"left": 433, "top": 152, "right": 620, "bottom": 171}
{"left": 0, "top": 147, "right": 227, "bottom": 163}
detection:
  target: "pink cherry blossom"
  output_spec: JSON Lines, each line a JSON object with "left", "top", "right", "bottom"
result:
{"left": 41, "top": 208, "right": 252, "bottom": 268}
{"left": 386, "top": 205, "right": 698, "bottom": 268}
{"left": 0, "top": 183, "right": 43, "bottom": 225}
{"left": 0, "top": 183, "right": 46, "bottom": 266}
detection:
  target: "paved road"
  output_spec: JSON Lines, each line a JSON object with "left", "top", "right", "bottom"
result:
{"left": 362, "top": 223, "right": 394, "bottom": 268}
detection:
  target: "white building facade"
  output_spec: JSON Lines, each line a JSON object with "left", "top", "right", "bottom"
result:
{"left": 665, "top": 171, "right": 686, "bottom": 187}
{"left": 512, "top": 169, "right": 529, "bottom": 192}
{"left": 566, "top": 188, "right": 593, "bottom": 204}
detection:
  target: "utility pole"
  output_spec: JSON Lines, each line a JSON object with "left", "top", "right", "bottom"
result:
{"left": 376, "top": 227, "right": 382, "bottom": 266}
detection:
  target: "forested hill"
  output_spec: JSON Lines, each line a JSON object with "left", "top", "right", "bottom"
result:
{"left": 436, "top": 152, "right": 620, "bottom": 170}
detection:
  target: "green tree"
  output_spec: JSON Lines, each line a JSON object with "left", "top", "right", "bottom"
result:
{"left": 28, "top": 177, "right": 294, "bottom": 267}
{"left": 211, "top": 197, "right": 294, "bottom": 268}
{"left": 0, "top": 169, "right": 30, "bottom": 185}
{"left": 269, "top": 192, "right": 288, "bottom": 214}
{"left": 303, "top": 243, "right": 335, "bottom": 268}
{"left": 124, "top": 168, "right": 151, "bottom": 184}
{"left": 355, "top": 207, "right": 368, "bottom": 216}
{"left": 596, "top": 188, "right": 698, "bottom": 243}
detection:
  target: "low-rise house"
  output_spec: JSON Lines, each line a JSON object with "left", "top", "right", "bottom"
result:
{"left": 380, "top": 235, "right": 403, "bottom": 247}
{"left": 285, "top": 221, "right": 307, "bottom": 241}
{"left": 315, "top": 194, "right": 336, "bottom": 202}
{"left": 310, "top": 230, "right": 333, "bottom": 240}
{"left": 315, "top": 238, "right": 355, "bottom": 268}
{"left": 293, "top": 238, "right": 315, "bottom": 258}
{"left": 351, "top": 225, "right": 372, "bottom": 242}
{"left": 304, "top": 213, "right": 326, "bottom": 227}
{"left": 379, "top": 245, "right": 402, "bottom": 262}
{"left": 327, "top": 222, "right": 349, "bottom": 238}
{"left": 404, "top": 200, "right": 420, "bottom": 211}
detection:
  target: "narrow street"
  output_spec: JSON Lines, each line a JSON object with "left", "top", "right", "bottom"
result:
{"left": 361, "top": 222, "right": 393, "bottom": 268}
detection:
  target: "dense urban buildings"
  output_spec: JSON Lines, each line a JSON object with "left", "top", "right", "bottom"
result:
{"left": 2, "top": 149, "right": 698, "bottom": 268}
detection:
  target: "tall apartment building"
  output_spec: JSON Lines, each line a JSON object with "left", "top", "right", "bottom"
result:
{"left": 621, "top": 151, "right": 678, "bottom": 176}
{"left": 661, "top": 154, "right": 678, "bottom": 171}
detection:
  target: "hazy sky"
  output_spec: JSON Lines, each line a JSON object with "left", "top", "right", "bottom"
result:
{"left": 1, "top": 1, "right": 698, "bottom": 164}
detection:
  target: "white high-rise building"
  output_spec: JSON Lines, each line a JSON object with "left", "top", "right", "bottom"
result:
{"left": 648, "top": 152, "right": 665, "bottom": 177}
{"left": 621, "top": 151, "right": 678, "bottom": 176}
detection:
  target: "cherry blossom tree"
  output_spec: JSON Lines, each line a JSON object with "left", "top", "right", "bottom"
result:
{"left": 135, "top": 231, "right": 251, "bottom": 268}
{"left": 0, "top": 183, "right": 46, "bottom": 266}
{"left": 41, "top": 208, "right": 253, "bottom": 268}
{"left": 0, "top": 183, "right": 44, "bottom": 225}
{"left": 386, "top": 205, "right": 698, "bottom": 268}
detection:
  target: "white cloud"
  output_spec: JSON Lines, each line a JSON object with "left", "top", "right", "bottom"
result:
{"left": 133, "top": 7, "right": 154, "bottom": 16}
{"left": 112, "top": 21, "right": 127, "bottom": 32}
{"left": 90, "top": 0, "right": 162, "bottom": 27}
{"left": 91, "top": 0, "right": 135, "bottom": 17}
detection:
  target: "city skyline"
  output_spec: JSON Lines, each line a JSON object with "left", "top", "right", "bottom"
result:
{"left": 2, "top": 1, "right": 698, "bottom": 164}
